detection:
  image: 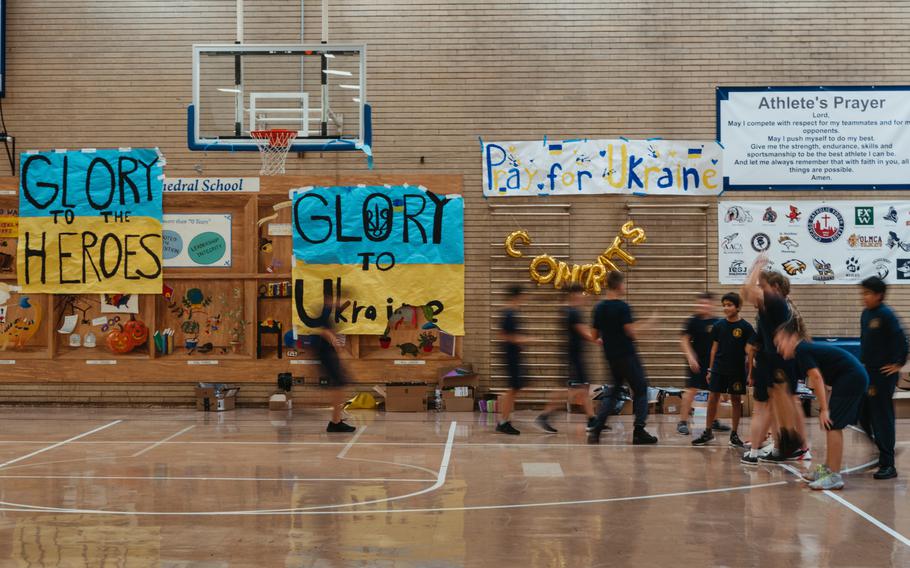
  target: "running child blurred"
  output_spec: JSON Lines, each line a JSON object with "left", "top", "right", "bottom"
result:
{"left": 497, "top": 285, "right": 532, "bottom": 435}
{"left": 535, "top": 284, "right": 597, "bottom": 433}
{"left": 587, "top": 271, "right": 658, "bottom": 445}
{"left": 678, "top": 293, "right": 719, "bottom": 435}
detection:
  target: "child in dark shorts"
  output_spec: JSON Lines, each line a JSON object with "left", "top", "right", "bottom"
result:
{"left": 692, "top": 292, "right": 754, "bottom": 447}
{"left": 535, "top": 284, "right": 597, "bottom": 433}
{"left": 678, "top": 292, "right": 718, "bottom": 435}
{"left": 775, "top": 320, "right": 869, "bottom": 490}
{"left": 497, "top": 285, "right": 532, "bottom": 435}
{"left": 315, "top": 292, "right": 356, "bottom": 434}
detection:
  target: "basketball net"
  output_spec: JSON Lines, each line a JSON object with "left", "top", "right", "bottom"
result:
{"left": 251, "top": 129, "right": 297, "bottom": 176}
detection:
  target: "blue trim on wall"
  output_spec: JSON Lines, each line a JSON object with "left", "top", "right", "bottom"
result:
{"left": 716, "top": 85, "right": 910, "bottom": 191}
{"left": 186, "top": 104, "right": 372, "bottom": 155}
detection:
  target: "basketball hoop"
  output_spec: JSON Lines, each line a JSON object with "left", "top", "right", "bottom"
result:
{"left": 251, "top": 129, "right": 297, "bottom": 175}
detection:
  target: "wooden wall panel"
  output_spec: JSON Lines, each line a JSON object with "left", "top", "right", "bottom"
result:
{"left": 2, "top": 1, "right": 910, "bottom": 403}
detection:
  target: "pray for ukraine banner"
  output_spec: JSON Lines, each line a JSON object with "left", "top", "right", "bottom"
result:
{"left": 291, "top": 185, "right": 465, "bottom": 335}
{"left": 17, "top": 148, "right": 164, "bottom": 293}
{"left": 482, "top": 138, "right": 723, "bottom": 196}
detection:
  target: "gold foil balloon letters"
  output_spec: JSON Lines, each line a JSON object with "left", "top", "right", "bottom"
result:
{"left": 504, "top": 230, "right": 531, "bottom": 258}
{"left": 507, "top": 221, "right": 646, "bottom": 294}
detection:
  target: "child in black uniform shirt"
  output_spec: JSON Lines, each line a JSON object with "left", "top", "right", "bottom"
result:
{"left": 497, "top": 285, "right": 532, "bottom": 435}
{"left": 776, "top": 319, "right": 869, "bottom": 490}
{"left": 859, "top": 276, "right": 908, "bottom": 480}
{"left": 692, "top": 292, "right": 754, "bottom": 447}
{"left": 678, "top": 292, "right": 719, "bottom": 435}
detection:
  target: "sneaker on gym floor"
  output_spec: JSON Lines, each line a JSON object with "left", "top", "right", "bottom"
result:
{"left": 677, "top": 421, "right": 690, "bottom": 435}
{"left": 587, "top": 429, "right": 602, "bottom": 444}
{"left": 809, "top": 471, "right": 844, "bottom": 491}
{"left": 326, "top": 420, "right": 356, "bottom": 433}
{"left": 586, "top": 416, "right": 596, "bottom": 432}
{"left": 632, "top": 427, "right": 658, "bottom": 445}
{"left": 758, "top": 449, "right": 783, "bottom": 463}
{"left": 712, "top": 420, "right": 731, "bottom": 432}
{"left": 692, "top": 430, "right": 714, "bottom": 446}
{"left": 535, "top": 415, "right": 558, "bottom": 434}
{"left": 729, "top": 432, "right": 745, "bottom": 448}
{"left": 787, "top": 448, "right": 812, "bottom": 462}
{"left": 802, "top": 464, "right": 831, "bottom": 483}
{"left": 741, "top": 452, "right": 760, "bottom": 466}
{"left": 496, "top": 421, "right": 521, "bottom": 435}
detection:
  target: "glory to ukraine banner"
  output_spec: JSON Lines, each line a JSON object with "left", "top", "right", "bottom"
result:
{"left": 17, "top": 148, "right": 164, "bottom": 293}
{"left": 291, "top": 185, "right": 465, "bottom": 335}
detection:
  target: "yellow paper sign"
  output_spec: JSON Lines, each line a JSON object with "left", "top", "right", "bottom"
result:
{"left": 292, "top": 260, "right": 465, "bottom": 336}
{"left": 0, "top": 215, "right": 17, "bottom": 238}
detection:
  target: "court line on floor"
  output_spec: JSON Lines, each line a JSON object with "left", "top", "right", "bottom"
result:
{"left": 778, "top": 460, "right": 909, "bottom": 548}
{"left": 130, "top": 425, "right": 196, "bottom": 458}
{"left": 0, "top": 420, "right": 122, "bottom": 470}
{"left": 333, "top": 425, "right": 440, "bottom": 478}
{"left": 0, "top": 421, "right": 458, "bottom": 516}
{"left": 0, "top": 440, "right": 744, "bottom": 448}
{"left": 822, "top": 490, "right": 910, "bottom": 548}
{"left": 0, "top": 479, "right": 786, "bottom": 516}
{"left": 0, "top": 474, "right": 435, "bottom": 483}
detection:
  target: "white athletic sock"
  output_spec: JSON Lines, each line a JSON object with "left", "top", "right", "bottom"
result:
{"left": 749, "top": 448, "right": 759, "bottom": 458}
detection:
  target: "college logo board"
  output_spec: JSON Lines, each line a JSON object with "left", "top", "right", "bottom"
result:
{"left": 898, "top": 259, "right": 910, "bottom": 280}
{"left": 750, "top": 233, "right": 771, "bottom": 252}
{"left": 807, "top": 206, "right": 845, "bottom": 244}
{"left": 782, "top": 259, "right": 807, "bottom": 275}
{"left": 855, "top": 206, "right": 874, "bottom": 226}
{"left": 873, "top": 258, "right": 890, "bottom": 279}
{"left": 725, "top": 206, "right": 753, "bottom": 224}
{"left": 847, "top": 233, "right": 883, "bottom": 248}
{"left": 778, "top": 234, "right": 799, "bottom": 252}
{"left": 762, "top": 207, "right": 777, "bottom": 223}
{"left": 722, "top": 233, "right": 743, "bottom": 253}
{"left": 786, "top": 205, "right": 801, "bottom": 223}
{"left": 812, "top": 258, "right": 835, "bottom": 281}
{"left": 728, "top": 260, "right": 748, "bottom": 276}
{"left": 884, "top": 206, "right": 898, "bottom": 223}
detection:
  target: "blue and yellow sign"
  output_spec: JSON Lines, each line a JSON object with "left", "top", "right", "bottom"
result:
{"left": 17, "top": 148, "right": 164, "bottom": 293}
{"left": 291, "top": 185, "right": 465, "bottom": 335}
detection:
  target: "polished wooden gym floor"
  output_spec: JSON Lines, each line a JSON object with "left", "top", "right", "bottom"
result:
{"left": 0, "top": 408, "right": 906, "bottom": 567}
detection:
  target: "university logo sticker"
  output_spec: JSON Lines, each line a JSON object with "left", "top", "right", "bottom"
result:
{"left": 762, "top": 207, "right": 777, "bottom": 223}
{"left": 812, "top": 258, "right": 835, "bottom": 281}
{"left": 782, "top": 259, "right": 807, "bottom": 275}
{"left": 751, "top": 232, "right": 771, "bottom": 252}
{"left": 884, "top": 206, "right": 898, "bottom": 223}
{"left": 786, "top": 205, "right": 801, "bottom": 223}
{"left": 874, "top": 258, "right": 890, "bottom": 279}
{"left": 855, "top": 206, "right": 874, "bottom": 226}
{"left": 807, "top": 206, "right": 845, "bottom": 244}
{"left": 897, "top": 259, "right": 910, "bottom": 280}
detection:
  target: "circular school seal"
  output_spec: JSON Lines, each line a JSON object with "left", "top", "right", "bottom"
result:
{"left": 807, "top": 206, "right": 845, "bottom": 244}
{"left": 751, "top": 233, "right": 771, "bottom": 252}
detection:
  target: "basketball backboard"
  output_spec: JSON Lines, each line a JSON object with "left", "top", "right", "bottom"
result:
{"left": 188, "top": 43, "right": 370, "bottom": 155}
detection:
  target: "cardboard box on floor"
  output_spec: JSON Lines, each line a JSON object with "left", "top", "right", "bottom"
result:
{"left": 439, "top": 364, "right": 479, "bottom": 412}
{"left": 373, "top": 382, "right": 427, "bottom": 412}
{"left": 894, "top": 391, "right": 910, "bottom": 419}
{"left": 269, "top": 391, "right": 292, "bottom": 411}
{"left": 195, "top": 384, "right": 239, "bottom": 412}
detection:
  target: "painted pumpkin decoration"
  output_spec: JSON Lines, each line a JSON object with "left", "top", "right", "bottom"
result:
{"left": 106, "top": 326, "right": 134, "bottom": 354}
{"left": 123, "top": 318, "right": 149, "bottom": 345}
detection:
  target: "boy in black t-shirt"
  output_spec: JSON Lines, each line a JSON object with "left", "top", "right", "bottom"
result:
{"left": 587, "top": 271, "right": 658, "bottom": 445}
{"left": 693, "top": 292, "right": 754, "bottom": 447}
{"left": 678, "top": 292, "right": 718, "bottom": 435}
{"left": 776, "top": 320, "right": 869, "bottom": 490}
{"left": 535, "top": 284, "right": 597, "bottom": 433}
{"left": 859, "top": 276, "right": 908, "bottom": 480}
{"left": 497, "top": 285, "right": 532, "bottom": 435}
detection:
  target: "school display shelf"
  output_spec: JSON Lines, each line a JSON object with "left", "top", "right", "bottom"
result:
{"left": 0, "top": 174, "right": 462, "bottom": 384}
